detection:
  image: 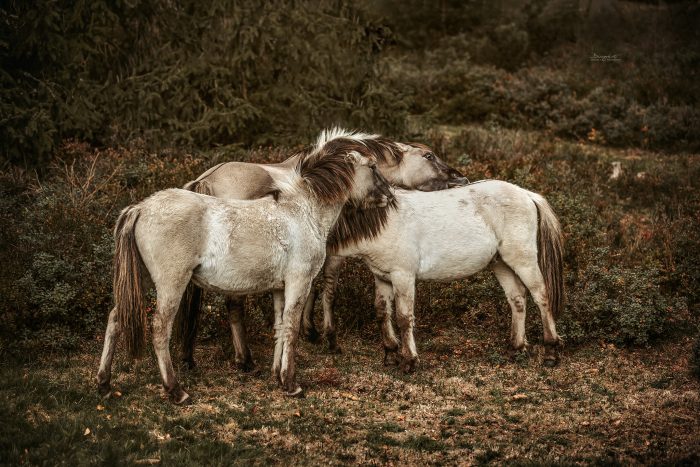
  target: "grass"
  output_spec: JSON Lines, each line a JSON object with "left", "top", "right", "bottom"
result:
{"left": 2, "top": 322, "right": 699, "bottom": 465}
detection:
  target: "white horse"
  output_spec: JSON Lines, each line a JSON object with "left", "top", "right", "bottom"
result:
{"left": 96, "top": 147, "right": 393, "bottom": 403}
{"left": 326, "top": 180, "right": 565, "bottom": 371}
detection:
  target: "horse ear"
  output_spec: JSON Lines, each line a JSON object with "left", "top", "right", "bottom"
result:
{"left": 345, "top": 150, "right": 367, "bottom": 165}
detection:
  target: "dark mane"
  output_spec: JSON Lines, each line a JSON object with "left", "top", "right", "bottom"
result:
{"left": 295, "top": 144, "right": 357, "bottom": 204}
{"left": 327, "top": 197, "right": 397, "bottom": 252}
{"left": 360, "top": 137, "right": 403, "bottom": 165}
{"left": 296, "top": 134, "right": 399, "bottom": 204}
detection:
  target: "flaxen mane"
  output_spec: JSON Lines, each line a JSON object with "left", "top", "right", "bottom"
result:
{"left": 313, "top": 127, "right": 403, "bottom": 165}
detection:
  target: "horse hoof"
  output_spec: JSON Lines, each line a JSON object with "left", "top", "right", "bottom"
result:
{"left": 236, "top": 358, "right": 256, "bottom": 373}
{"left": 401, "top": 358, "right": 418, "bottom": 374}
{"left": 383, "top": 349, "right": 400, "bottom": 367}
{"left": 97, "top": 382, "right": 112, "bottom": 399}
{"left": 304, "top": 327, "right": 321, "bottom": 344}
{"left": 543, "top": 357, "right": 559, "bottom": 368}
{"left": 182, "top": 358, "right": 197, "bottom": 371}
{"left": 284, "top": 386, "right": 305, "bottom": 398}
{"left": 509, "top": 346, "right": 531, "bottom": 362}
{"left": 170, "top": 386, "right": 192, "bottom": 405}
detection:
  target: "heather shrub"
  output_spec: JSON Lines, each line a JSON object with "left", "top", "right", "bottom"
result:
{"left": 0, "top": 143, "right": 211, "bottom": 353}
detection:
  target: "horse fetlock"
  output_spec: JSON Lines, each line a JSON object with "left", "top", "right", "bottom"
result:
{"left": 96, "top": 378, "right": 112, "bottom": 398}
{"left": 182, "top": 356, "right": 197, "bottom": 371}
{"left": 236, "top": 352, "right": 256, "bottom": 373}
{"left": 509, "top": 341, "right": 532, "bottom": 358}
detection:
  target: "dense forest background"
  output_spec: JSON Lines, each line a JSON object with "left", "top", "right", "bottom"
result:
{"left": 1, "top": 0, "right": 699, "bottom": 358}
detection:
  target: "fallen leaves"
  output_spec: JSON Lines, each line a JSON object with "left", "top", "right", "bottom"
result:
{"left": 341, "top": 392, "right": 359, "bottom": 401}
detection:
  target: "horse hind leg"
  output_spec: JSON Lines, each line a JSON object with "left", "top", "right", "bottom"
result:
{"left": 226, "top": 296, "right": 255, "bottom": 372}
{"left": 153, "top": 281, "right": 193, "bottom": 405}
{"left": 491, "top": 260, "right": 530, "bottom": 359}
{"left": 178, "top": 282, "right": 202, "bottom": 370}
{"left": 502, "top": 255, "right": 562, "bottom": 367}
{"left": 96, "top": 306, "right": 120, "bottom": 397}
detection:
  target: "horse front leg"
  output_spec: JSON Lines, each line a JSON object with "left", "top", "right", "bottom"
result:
{"left": 374, "top": 275, "right": 400, "bottom": 366}
{"left": 273, "top": 280, "right": 312, "bottom": 397}
{"left": 391, "top": 272, "right": 419, "bottom": 373}
{"left": 96, "top": 306, "right": 120, "bottom": 397}
{"left": 271, "top": 289, "right": 285, "bottom": 378}
{"left": 153, "top": 290, "right": 191, "bottom": 405}
{"left": 226, "top": 296, "right": 254, "bottom": 372}
{"left": 321, "top": 255, "right": 345, "bottom": 353}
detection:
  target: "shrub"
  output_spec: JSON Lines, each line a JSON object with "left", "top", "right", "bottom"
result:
{"left": 0, "top": 0, "right": 407, "bottom": 168}
{"left": 0, "top": 143, "right": 211, "bottom": 353}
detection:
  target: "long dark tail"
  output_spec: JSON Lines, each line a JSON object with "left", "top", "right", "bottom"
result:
{"left": 113, "top": 205, "right": 146, "bottom": 359}
{"left": 175, "top": 176, "right": 212, "bottom": 355}
{"left": 530, "top": 193, "right": 565, "bottom": 319}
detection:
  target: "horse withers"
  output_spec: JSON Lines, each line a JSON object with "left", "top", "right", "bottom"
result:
{"left": 96, "top": 147, "right": 394, "bottom": 404}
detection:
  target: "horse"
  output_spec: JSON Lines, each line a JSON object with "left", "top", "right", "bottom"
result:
{"left": 324, "top": 180, "right": 565, "bottom": 372}
{"left": 96, "top": 146, "right": 394, "bottom": 403}
{"left": 179, "top": 128, "right": 467, "bottom": 369}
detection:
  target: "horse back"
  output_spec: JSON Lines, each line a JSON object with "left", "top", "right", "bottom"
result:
{"left": 187, "top": 162, "right": 278, "bottom": 200}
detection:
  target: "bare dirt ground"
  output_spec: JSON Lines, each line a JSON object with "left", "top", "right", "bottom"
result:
{"left": 2, "top": 321, "right": 699, "bottom": 465}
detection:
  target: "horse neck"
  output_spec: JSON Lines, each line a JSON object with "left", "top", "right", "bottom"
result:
{"left": 279, "top": 192, "right": 347, "bottom": 241}
{"left": 376, "top": 161, "right": 403, "bottom": 186}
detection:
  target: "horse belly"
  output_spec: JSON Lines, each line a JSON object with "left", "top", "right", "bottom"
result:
{"left": 194, "top": 208, "right": 287, "bottom": 294}
{"left": 416, "top": 234, "right": 498, "bottom": 281}
{"left": 194, "top": 255, "right": 284, "bottom": 295}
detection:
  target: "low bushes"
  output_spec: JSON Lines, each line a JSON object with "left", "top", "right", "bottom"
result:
{"left": 2, "top": 128, "right": 697, "bottom": 356}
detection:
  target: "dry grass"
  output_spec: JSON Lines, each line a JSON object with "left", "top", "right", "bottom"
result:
{"left": 2, "top": 320, "right": 698, "bottom": 465}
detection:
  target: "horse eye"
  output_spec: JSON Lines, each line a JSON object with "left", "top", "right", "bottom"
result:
{"left": 424, "top": 153, "right": 435, "bottom": 161}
